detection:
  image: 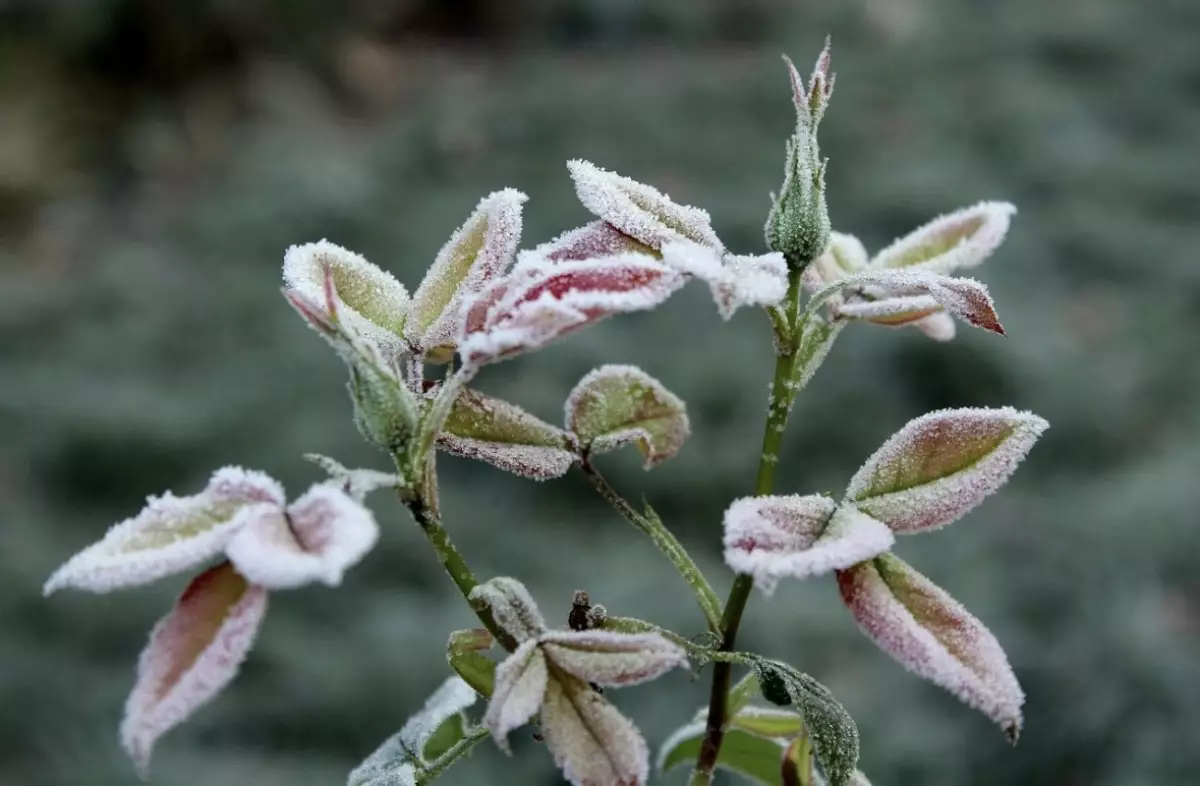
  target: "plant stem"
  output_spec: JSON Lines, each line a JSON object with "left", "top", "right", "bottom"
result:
{"left": 580, "top": 458, "right": 724, "bottom": 632}
{"left": 691, "top": 267, "right": 804, "bottom": 785}
{"left": 423, "top": 725, "right": 491, "bottom": 780}
{"left": 600, "top": 615, "right": 748, "bottom": 665}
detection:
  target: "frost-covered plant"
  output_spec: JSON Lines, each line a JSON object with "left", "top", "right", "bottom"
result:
{"left": 45, "top": 40, "right": 1047, "bottom": 786}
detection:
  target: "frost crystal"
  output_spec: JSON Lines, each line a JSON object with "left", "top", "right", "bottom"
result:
{"left": 872, "top": 201, "right": 1015, "bottom": 274}
{"left": 540, "top": 672, "right": 650, "bottom": 786}
{"left": 121, "top": 562, "right": 268, "bottom": 775}
{"left": 837, "top": 554, "right": 1024, "bottom": 738}
{"left": 469, "top": 577, "right": 548, "bottom": 643}
{"left": 846, "top": 407, "right": 1049, "bottom": 534}
{"left": 539, "top": 630, "right": 688, "bottom": 688}
{"left": 526, "top": 220, "right": 657, "bottom": 266}
{"left": 567, "top": 159, "right": 724, "bottom": 252}
{"left": 43, "top": 467, "right": 284, "bottom": 595}
{"left": 225, "top": 484, "right": 379, "bottom": 589}
{"left": 406, "top": 189, "right": 527, "bottom": 358}
{"left": 283, "top": 240, "right": 410, "bottom": 350}
{"left": 660, "top": 241, "right": 788, "bottom": 320}
{"left": 459, "top": 256, "right": 686, "bottom": 365}
{"left": 835, "top": 270, "right": 1006, "bottom": 335}
{"left": 723, "top": 496, "right": 894, "bottom": 592}
{"left": 438, "top": 388, "right": 577, "bottom": 480}
{"left": 484, "top": 640, "right": 549, "bottom": 753}
{"left": 565, "top": 364, "right": 690, "bottom": 468}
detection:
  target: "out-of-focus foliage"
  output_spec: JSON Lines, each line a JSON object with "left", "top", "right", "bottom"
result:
{"left": 2, "top": 1, "right": 1198, "bottom": 784}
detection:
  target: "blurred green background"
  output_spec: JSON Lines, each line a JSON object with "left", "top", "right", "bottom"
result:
{"left": 3, "top": 1, "right": 1198, "bottom": 784}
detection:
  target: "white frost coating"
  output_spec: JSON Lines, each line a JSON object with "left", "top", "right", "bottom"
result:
{"left": 803, "top": 231, "right": 869, "bottom": 294}
{"left": 838, "top": 555, "right": 1024, "bottom": 737}
{"left": 564, "top": 363, "right": 690, "bottom": 468}
{"left": 567, "top": 159, "right": 725, "bottom": 251}
{"left": 540, "top": 674, "right": 650, "bottom": 786}
{"left": 304, "top": 454, "right": 404, "bottom": 502}
{"left": 438, "top": 434, "right": 577, "bottom": 481}
{"left": 459, "top": 256, "right": 686, "bottom": 365}
{"left": 845, "top": 407, "right": 1049, "bottom": 534}
{"left": 406, "top": 189, "right": 527, "bottom": 353}
{"left": 120, "top": 563, "right": 268, "bottom": 775}
{"left": 524, "top": 220, "right": 656, "bottom": 268}
{"left": 840, "top": 270, "right": 1005, "bottom": 335}
{"left": 283, "top": 240, "right": 410, "bottom": 348}
{"left": 484, "top": 640, "right": 549, "bottom": 753}
{"left": 871, "top": 201, "right": 1016, "bottom": 274}
{"left": 834, "top": 294, "right": 942, "bottom": 323}
{"left": 468, "top": 577, "right": 548, "bottom": 643}
{"left": 660, "top": 241, "right": 788, "bottom": 319}
{"left": 225, "top": 485, "right": 379, "bottom": 589}
{"left": 723, "top": 496, "right": 894, "bottom": 593}
{"left": 913, "top": 311, "right": 957, "bottom": 342}
{"left": 43, "top": 467, "right": 285, "bottom": 595}
{"left": 539, "top": 630, "right": 688, "bottom": 688}
{"left": 348, "top": 676, "right": 477, "bottom": 785}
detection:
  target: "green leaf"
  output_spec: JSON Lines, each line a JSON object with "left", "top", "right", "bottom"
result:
{"left": 566, "top": 364, "right": 689, "bottom": 468}
{"left": 420, "top": 713, "right": 466, "bottom": 762}
{"left": 658, "top": 721, "right": 787, "bottom": 784}
{"left": 732, "top": 706, "right": 808, "bottom": 739}
{"left": 446, "top": 628, "right": 497, "bottom": 698}
{"left": 746, "top": 656, "right": 859, "bottom": 786}
{"left": 727, "top": 672, "right": 761, "bottom": 719}
{"left": 439, "top": 388, "right": 576, "bottom": 480}
{"left": 781, "top": 732, "right": 814, "bottom": 786}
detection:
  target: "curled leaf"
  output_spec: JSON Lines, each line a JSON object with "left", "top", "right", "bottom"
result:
{"left": 540, "top": 671, "right": 650, "bottom": 786}
{"left": 527, "top": 220, "right": 657, "bottom": 265}
{"left": 406, "top": 189, "right": 527, "bottom": 357}
{"left": 44, "top": 467, "right": 283, "bottom": 595}
{"left": 225, "top": 484, "right": 379, "bottom": 589}
{"left": 567, "top": 159, "right": 724, "bottom": 251}
{"left": 447, "top": 628, "right": 497, "bottom": 698}
{"left": 120, "top": 562, "right": 268, "bottom": 775}
{"left": 835, "top": 271, "right": 1006, "bottom": 336}
{"left": 661, "top": 241, "right": 789, "bottom": 319}
{"left": 483, "top": 640, "right": 548, "bottom": 753}
{"left": 469, "top": 577, "right": 547, "bottom": 643}
{"left": 802, "top": 232, "right": 868, "bottom": 294}
{"left": 846, "top": 407, "right": 1049, "bottom": 534}
{"left": 539, "top": 630, "right": 687, "bottom": 688}
{"left": 837, "top": 553, "right": 1024, "bottom": 739}
{"left": 438, "top": 388, "right": 577, "bottom": 480}
{"left": 566, "top": 364, "right": 689, "bottom": 468}
{"left": 871, "top": 201, "right": 1015, "bottom": 274}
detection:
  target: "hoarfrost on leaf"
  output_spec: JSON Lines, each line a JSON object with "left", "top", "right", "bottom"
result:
{"left": 438, "top": 388, "right": 577, "bottom": 480}
{"left": 469, "top": 576, "right": 548, "bottom": 643}
{"left": 567, "top": 159, "right": 724, "bottom": 252}
{"left": 525, "top": 220, "right": 657, "bottom": 267}
{"left": 661, "top": 241, "right": 788, "bottom": 320}
{"left": 538, "top": 630, "right": 688, "bottom": 688}
{"left": 871, "top": 201, "right": 1015, "bottom": 274}
{"left": 845, "top": 407, "right": 1049, "bottom": 533}
{"left": 566, "top": 364, "right": 690, "bottom": 468}
{"left": 837, "top": 553, "right": 1024, "bottom": 739}
{"left": 484, "top": 640, "right": 549, "bottom": 753}
{"left": 120, "top": 562, "right": 268, "bottom": 775}
{"left": 303, "top": 453, "right": 404, "bottom": 501}
{"left": 539, "top": 671, "right": 650, "bottom": 786}
{"left": 723, "top": 495, "right": 894, "bottom": 591}
{"left": 835, "top": 270, "right": 1006, "bottom": 336}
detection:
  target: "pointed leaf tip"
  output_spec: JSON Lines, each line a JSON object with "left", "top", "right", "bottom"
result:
{"left": 846, "top": 407, "right": 1048, "bottom": 533}
{"left": 120, "top": 562, "right": 267, "bottom": 775}
{"left": 837, "top": 554, "right": 1024, "bottom": 736}
{"left": 566, "top": 364, "right": 689, "bottom": 468}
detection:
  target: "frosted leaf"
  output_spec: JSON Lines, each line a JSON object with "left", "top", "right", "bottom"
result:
{"left": 871, "top": 202, "right": 1016, "bottom": 275}
{"left": 913, "top": 311, "right": 957, "bottom": 342}
{"left": 723, "top": 496, "right": 894, "bottom": 590}
{"left": 484, "top": 640, "right": 548, "bottom": 753}
{"left": 567, "top": 159, "right": 724, "bottom": 251}
{"left": 283, "top": 240, "right": 410, "bottom": 350}
{"left": 661, "top": 241, "right": 788, "bottom": 320}
{"left": 846, "top": 407, "right": 1049, "bottom": 534}
{"left": 525, "top": 220, "right": 658, "bottom": 267}
{"left": 803, "top": 232, "right": 868, "bottom": 294}
{"left": 540, "top": 671, "right": 650, "bottom": 786}
{"left": 469, "top": 577, "right": 547, "bottom": 643}
{"left": 438, "top": 388, "right": 577, "bottom": 480}
{"left": 225, "top": 485, "right": 379, "bottom": 589}
{"left": 43, "top": 467, "right": 283, "bottom": 595}
{"left": 566, "top": 364, "right": 689, "bottom": 468}
{"left": 793, "top": 315, "right": 845, "bottom": 395}
{"left": 837, "top": 554, "right": 1024, "bottom": 739}
{"left": 348, "top": 677, "right": 478, "bottom": 785}
{"left": 460, "top": 257, "right": 686, "bottom": 365}
{"left": 539, "top": 630, "right": 687, "bottom": 688}
{"left": 657, "top": 720, "right": 788, "bottom": 783}
{"left": 406, "top": 189, "right": 527, "bottom": 357}
{"left": 840, "top": 270, "right": 1006, "bottom": 335}
{"left": 834, "top": 294, "right": 942, "bottom": 325}
{"left": 120, "top": 562, "right": 268, "bottom": 775}
{"left": 303, "top": 454, "right": 404, "bottom": 501}
{"left": 729, "top": 705, "right": 807, "bottom": 739}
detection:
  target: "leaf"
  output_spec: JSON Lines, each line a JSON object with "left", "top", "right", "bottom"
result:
{"left": 657, "top": 720, "right": 787, "bottom": 785}
{"left": 483, "top": 640, "right": 548, "bottom": 753}
{"left": 43, "top": 467, "right": 284, "bottom": 595}
{"left": 802, "top": 232, "right": 868, "bottom": 293}
{"left": 447, "top": 628, "right": 498, "bottom": 698}
{"left": 723, "top": 496, "right": 894, "bottom": 591}
{"left": 566, "top": 364, "right": 689, "bottom": 468}
{"left": 732, "top": 706, "right": 808, "bottom": 739}
{"left": 120, "top": 562, "right": 268, "bottom": 775}
{"left": 459, "top": 256, "right": 686, "bottom": 365}
{"left": 661, "top": 241, "right": 789, "bottom": 319}
{"left": 870, "top": 201, "right": 1015, "bottom": 274}
{"left": 567, "top": 159, "right": 724, "bottom": 251}
{"left": 539, "top": 630, "right": 687, "bottom": 687}
{"left": 468, "top": 577, "right": 547, "bottom": 643}
{"left": 837, "top": 553, "right": 1024, "bottom": 740}
{"left": 438, "top": 388, "right": 577, "bottom": 480}
{"left": 781, "top": 731, "right": 814, "bottom": 786}
{"left": 746, "top": 656, "right": 860, "bottom": 786}
{"left": 304, "top": 454, "right": 404, "bottom": 501}
{"left": 527, "top": 220, "right": 657, "bottom": 265}
{"left": 792, "top": 315, "right": 844, "bottom": 395}
{"left": 845, "top": 407, "right": 1049, "bottom": 533}
{"left": 283, "top": 240, "right": 410, "bottom": 349}
{"left": 836, "top": 271, "right": 1006, "bottom": 336}
{"left": 348, "top": 676, "right": 478, "bottom": 786}
{"left": 540, "top": 671, "right": 650, "bottom": 786}
{"left": 225, "top": 484, "right": 379, "bottom": 589}
{"left": 406, "top": 189, "right": 527, "bottom": 356}
{"left": 727, "top": 672, "right": 761, "bottom": 719}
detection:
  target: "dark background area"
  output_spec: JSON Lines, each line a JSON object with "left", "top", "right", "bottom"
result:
{"left": 2, "top": 1, "right": 1198, "bottom": 784}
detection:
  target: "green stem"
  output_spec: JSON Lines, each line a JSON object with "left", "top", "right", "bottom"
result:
{"left": 691, "top": 267, "right": 804, "bottom": 786}
{"left": 580, "top": 458, "right": 724, "bottom": 632}
{"left": 600, "top": 615, "right": 749, "bottom": 665}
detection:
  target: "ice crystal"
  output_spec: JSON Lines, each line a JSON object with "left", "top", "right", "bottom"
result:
{"left": 660, "top": 241, "right": 788, "bottom": 320}
{"left": 872, "top": 201, "right": 1015, "bottom": 274}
